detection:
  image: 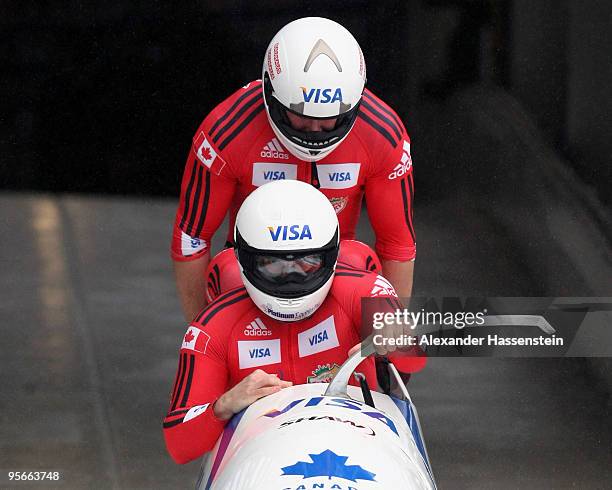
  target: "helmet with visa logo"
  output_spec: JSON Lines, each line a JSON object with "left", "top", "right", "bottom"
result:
{"left": 234, "top": 180, "right": 339, "bottom": 321}
{"left": 262, "top": 17, "right": 366, "bottom": 162}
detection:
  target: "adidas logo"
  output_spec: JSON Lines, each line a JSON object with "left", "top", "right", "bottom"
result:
{"left": 370, "top": 275, "right": 398, "bottom": 297}
{"left": 388, "top": 140, "right": 412, "bottom": 179}
{"left": 244, "top": 318, "right": 273, "bottom": 336}
{"left": 261, "top": 138, "right": 289, "bottom": 159}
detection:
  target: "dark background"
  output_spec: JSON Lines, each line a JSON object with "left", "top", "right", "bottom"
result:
{"left": 2, "top": 0, "right": 610, "bottom": 207}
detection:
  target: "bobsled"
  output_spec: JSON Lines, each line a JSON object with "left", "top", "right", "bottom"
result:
{"left": 195, "top": 340, "right": 436, "bottom": 490}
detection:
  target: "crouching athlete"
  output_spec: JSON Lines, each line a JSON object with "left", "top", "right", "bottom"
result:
{"left": 163, "top": 180, "right": 425, "bottom": 464}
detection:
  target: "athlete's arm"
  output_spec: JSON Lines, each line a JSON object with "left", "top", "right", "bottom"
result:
{"left": 174, "top": 254, "right": 210, "bottom": 322}
{"left": 163, "top": 309, "right": 292, "bottom": 463}
{"left": 380, "top": 259, "right": 414, "bottom": 298}
{"left": 346, "top": 272, "right": 426, "bottom": 372}
{"left": 171, "top": 138, "right": 237, "bottom": 321}
{"left": 365, "top": 132, "right": 416, "bottom": 297}
{"left": 213, "top": 370, "right": 292, "bottom": 420}
{"left": 163, "top": 324, "right": 229, "bottom": 464}
{"left": 163, "top": 355, "right": 290, "bottom": 464}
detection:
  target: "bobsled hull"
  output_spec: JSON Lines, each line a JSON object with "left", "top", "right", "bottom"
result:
{"left": 196, "top": 383, "right": 435, "bottom": 490}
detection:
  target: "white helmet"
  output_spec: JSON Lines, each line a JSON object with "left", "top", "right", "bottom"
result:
{"left": 262, "top": 17, "right": 366, "bottom": 162}
{"left": 234, "top": 180, "right": 339, "bottom": 321}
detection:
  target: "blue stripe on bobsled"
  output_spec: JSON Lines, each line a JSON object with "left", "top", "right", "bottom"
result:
{"left": 390, "top": 396, "right": 436, "bottom": 487}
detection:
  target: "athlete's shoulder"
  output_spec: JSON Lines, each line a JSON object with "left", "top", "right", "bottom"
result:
{"left": 330, "top": 265, "right": 378, "bottom": 296}
{"left": 327, "top": 267, "right": 399, "bottom": 325}
{"left": 218, "top": 80, "right": 263, "bottom": 107}
{"left": 195, "top": 80, "right": 268, "bottom": 154}
{"left": 354, "top": 87, "right": 408, "bottom": 151}
{"left": 191, "top": 286, "right": 254, "bottom": 332}
{"left": 179, "top": 287, "right": 254, "bottom": 361}
{"left": 331, "top": 265, "right": 399, "bottom": 299}
{"left": 362, "top": 88, "right": 404, "bottom": 121}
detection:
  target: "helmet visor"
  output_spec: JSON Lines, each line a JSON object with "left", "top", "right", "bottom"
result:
{"left": 236, "top": 229, "right": 339, "bottom": 299}
{"left": 255, "top": 253, "right": 324, "bottom": 283}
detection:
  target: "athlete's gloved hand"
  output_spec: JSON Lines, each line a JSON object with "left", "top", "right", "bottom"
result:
{"left": 213, "top": 369, "right": 292, "bottom": 420}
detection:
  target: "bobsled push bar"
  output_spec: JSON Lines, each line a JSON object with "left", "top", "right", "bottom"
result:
{"left": 325, "top": 314, "right": 555, "bottom": 398}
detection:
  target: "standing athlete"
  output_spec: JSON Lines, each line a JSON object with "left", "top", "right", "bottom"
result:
{"left": 163, "top": 181, "right": 424, "bottom": 464}
{"left": 172, "top": 17, "right": 416, "bottom": 321}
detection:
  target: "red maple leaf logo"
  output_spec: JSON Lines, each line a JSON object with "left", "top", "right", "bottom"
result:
{"left": 184, "top": 329, "right": 195, "bottom": 344}
{"left": 200, "top": 146, "right": 212, "bottom": 161}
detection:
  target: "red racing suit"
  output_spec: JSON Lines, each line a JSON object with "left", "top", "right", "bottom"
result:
{"left": 163, "top": 268, "right": 425, "bottom": 464}
{"left": 171, "top": 80, "right": 415, "bottom": 263}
